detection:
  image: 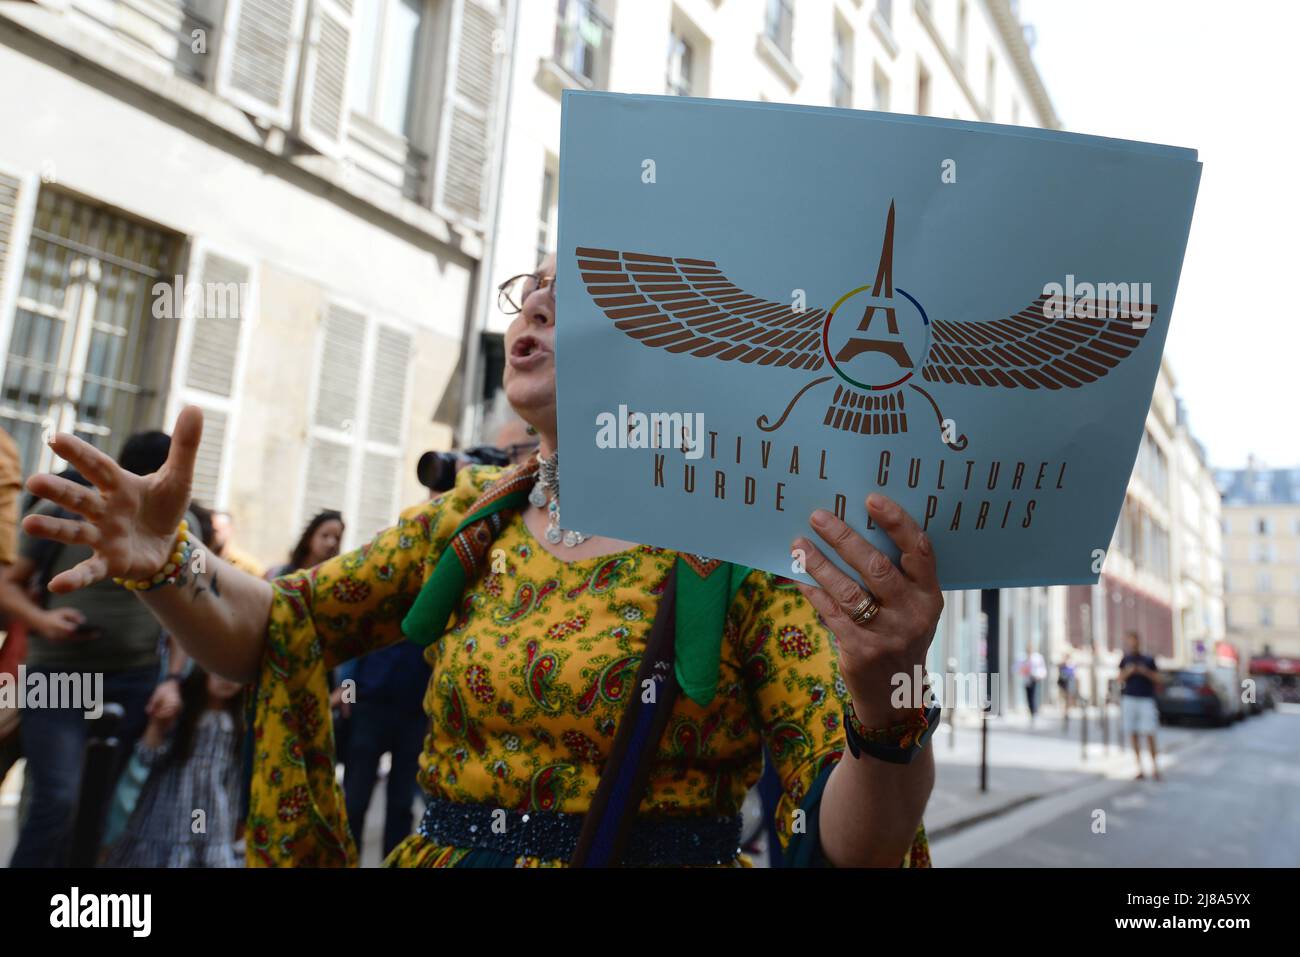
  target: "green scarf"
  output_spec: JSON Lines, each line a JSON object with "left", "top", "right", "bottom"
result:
{"left": 400, "top": 462, "right": 748, "bottom": 706}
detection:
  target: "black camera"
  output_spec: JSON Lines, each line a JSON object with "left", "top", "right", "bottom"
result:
{"left": 417, "top": 445, "right": 511, "bottom": 493}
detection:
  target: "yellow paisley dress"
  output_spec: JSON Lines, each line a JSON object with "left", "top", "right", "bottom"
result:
{"left": 247, "top": 466, "right": 930, "bottom": 868}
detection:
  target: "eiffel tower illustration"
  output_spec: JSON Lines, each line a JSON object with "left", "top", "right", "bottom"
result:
{"left": 833, "top": 201, "right": 914, "bottom": 370}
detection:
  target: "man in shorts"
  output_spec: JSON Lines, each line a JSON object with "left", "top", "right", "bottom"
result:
{"left": 1119, "top": 631, "right": 1162, "bottom": 781}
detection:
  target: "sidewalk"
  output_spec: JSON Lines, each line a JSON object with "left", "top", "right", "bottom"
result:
{"left": 925, "top": 706, "right": 1201, "bottom": 839}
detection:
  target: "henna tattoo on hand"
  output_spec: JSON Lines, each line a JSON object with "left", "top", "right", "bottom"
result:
{"left": 185, "top": 566, "right": 221, "bottom": 602}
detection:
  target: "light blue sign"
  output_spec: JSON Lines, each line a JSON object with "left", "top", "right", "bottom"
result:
{"left": 556, "top": 92, "right": 1201, "bottom": 589}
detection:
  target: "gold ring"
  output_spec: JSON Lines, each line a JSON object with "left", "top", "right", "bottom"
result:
{"left": 848, "top": 592, "right": 881, "bottom": 626}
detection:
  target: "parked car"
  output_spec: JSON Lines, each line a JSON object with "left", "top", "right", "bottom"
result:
{"left": 1245, "top": 674, "right": 1279, "bottom": 715}
{"left": 1209, "top": 663, "right": 1247, "bottom": 722}
{"left": 1157, "top": 668, "right": 1239, "bottom": 726}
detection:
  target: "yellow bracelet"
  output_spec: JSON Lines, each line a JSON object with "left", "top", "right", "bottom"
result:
{"left": 113, "top": 521, "right": 194, "bottom": 592}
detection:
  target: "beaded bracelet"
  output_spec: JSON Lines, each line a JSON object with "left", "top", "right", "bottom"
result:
{"left": 845, "top": 700, "right": 932, "bottom": 749}
{"left": 113, "top": 521, "right": 195, "bottom": 592}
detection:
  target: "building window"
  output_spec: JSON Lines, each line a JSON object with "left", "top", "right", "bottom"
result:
{"left": 554, "top": 0, "right": 614, "bottom": 87}
{"left": 1259, "top": 605, "right": 1273, "bottom": 627}
{"left": 666, "top": 30, "right": 694, "bottom": 96}
{"left": 1257, "top": 516, "right": 1272, "bottom": 534}
{"left": 348, "top": 0, "right": 425, "bottom": 137}
{"left": 765, "top": 0, "right": 794, "bottom": 60}
{"left": 0, "top": 189, "right": 178, "bottom": 475}
{"left": 1258, "top": 572, "right": 1272, "bottom": 593}
{"left": 872, "top": 65, "right": 890, "bottom": 111}
{"left": 537, "top": 162, "right": 558, "bottom": 261}
{"left": 916, "top": 61, "right": 931, "bottom": 115}
{"left": 1136, "top": 429, "right": 1170, "bottom": 504}
{"left": 832, "top": 22, "right": 853, "bottom": 108}
{"left": 1254, "top": 542, "right": 1274, "bottom": 563}
{"left": 303, "top": 305, "right": 413, "bottom": 550}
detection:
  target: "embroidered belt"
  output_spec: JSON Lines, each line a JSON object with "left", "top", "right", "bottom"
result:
{"left": 417, "top": 797, "right": 743, "bottom": 867}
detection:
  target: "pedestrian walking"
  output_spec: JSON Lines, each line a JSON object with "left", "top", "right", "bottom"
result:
{"left": 1018, "top": 645, "right": 1048, "bottom": 726}
{"left": 1119, "top": 631, "right": 1162, "bottom": 781}
{"left": 1057, "top": 653, "right": 1077, "bottom": 716}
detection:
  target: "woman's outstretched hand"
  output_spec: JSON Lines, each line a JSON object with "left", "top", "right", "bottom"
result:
{"left": 792, "top": 493, "right": 943, "bottom": 727}
{"left": 23, "top": 406, "right": 203, "bottom": 594}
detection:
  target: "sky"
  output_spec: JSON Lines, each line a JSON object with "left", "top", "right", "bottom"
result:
{"left": 1018, "top": 0, "right": 1298, "bottom": 470}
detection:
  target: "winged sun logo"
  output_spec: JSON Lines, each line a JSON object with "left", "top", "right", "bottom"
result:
{"left": 576, "top": 201, "right": 1155, "bottom": 451}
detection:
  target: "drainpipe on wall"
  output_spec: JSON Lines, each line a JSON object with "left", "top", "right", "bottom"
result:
{"left": 458, "top": 0, "right": 520, "bottom": 445}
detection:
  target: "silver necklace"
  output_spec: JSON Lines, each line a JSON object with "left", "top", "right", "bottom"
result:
{"left": 529, "top": 451, "right": 588, "bottom": 548}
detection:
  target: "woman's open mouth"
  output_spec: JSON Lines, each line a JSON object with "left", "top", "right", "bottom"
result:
{"left": 508, "top": 335, "right": 550, "bottom": 371}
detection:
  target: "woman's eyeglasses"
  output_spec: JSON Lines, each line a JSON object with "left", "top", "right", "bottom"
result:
{"left": 498, "top": 272, "right": 556, "bottom": 315}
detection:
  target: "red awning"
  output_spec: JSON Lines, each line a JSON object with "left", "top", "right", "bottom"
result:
{"left": 1250, "top": 656, "right": 1300, "bottom": 675}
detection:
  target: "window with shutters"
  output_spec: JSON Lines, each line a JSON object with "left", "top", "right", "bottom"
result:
{"left": 0, "top": 189, "right": 182, "bottom": 476}
{"left": 170, "top": 248, "right": 256, "bottom": 508}
{"left": 433, "top": 0, "right": 505, "bottom": 227}
{"left": 215, "top": 0, "right": 309, "bottom": 126}
{"left": 210, "top": 0, "right": 502, "bottom": 225}
{"left": 293, "top": 0, "right": 358, "bottom": 158}
{"left": 0, "top": 168, "right": 33, "bottom": 366}
{"left": 303, "top": 302, "right": 414, "bottom": 549}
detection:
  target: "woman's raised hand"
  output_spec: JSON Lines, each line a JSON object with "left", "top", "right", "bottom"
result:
{"left": 23, "top": 406, "right": 203, "bottom": 594}
{"left": 792, "top": 493, "right": 944, "bottom": 727}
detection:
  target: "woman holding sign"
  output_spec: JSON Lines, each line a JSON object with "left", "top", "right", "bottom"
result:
{"left": 19, "top": 255, "right": 943, "bottom": 868}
